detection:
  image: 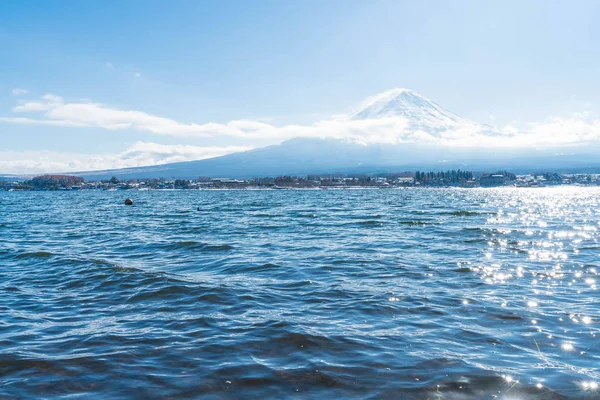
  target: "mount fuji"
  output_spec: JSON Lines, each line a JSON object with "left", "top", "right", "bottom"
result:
{"left": 350, "top": 88, "right": 476, "bottom": 129}
{"left": 73, "top": 89, "right": 597, "bottom": 180}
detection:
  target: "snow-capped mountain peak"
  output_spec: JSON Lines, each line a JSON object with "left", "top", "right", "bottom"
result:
{"left": 348, "top": 88, "right": 474, "bottom": 133}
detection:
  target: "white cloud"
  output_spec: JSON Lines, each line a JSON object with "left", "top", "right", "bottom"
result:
{"left": 11, "top": 88, "right": 28, "bottom": 96}
{"left": 134, "top": 72, "right": 141, "bottom": 77}
{"left": 2, "top": 92, "right": 600, "bottom": 150}
{"left": 0, "top": 142, "right": 253, "bottom": 174}
{"left": 0, "top": 93, "right": 465, "bottom": 144}
{"left": 41, "top": 94, "right": 63, "bottom": 103}
{"left": 434, "top": 115, "right": 600, "bottom": 148}
{"left": 12, "top": 94, "right": 63, "bottom": 112}
{"left": 106, "top": 62, "right": 113, "bottom": 68}
{"left": 12, "top": 102, "right": 53, "bottom": 112}
{"left": 122, "top": 142, "right": 252, "bottom": 165}
{"left": 0, "top": 116, "right": 89, "bottom": 127}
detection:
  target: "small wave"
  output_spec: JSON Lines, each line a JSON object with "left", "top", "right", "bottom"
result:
{"left": 168, "top": 241, "right": 234, "bottom": 251}
{"left": 488, "top": 312, "right": 525, "bottom": 321}
{"left": 253, "top": 213, "right": 277, "bottom": 218}
{"left": 578, "top": 245, "right": 600, "bottom": 250}
{"left": 248, "top": 202, "right": 283, "bottom": 207}
{"left": 292, "top": 213, "right": 317, "bottom": 218}
{"left": 175, "top": 209, "right": 194, "bottom": 214}
{"left": 344, "top": 220, "right": 384, "bottom": 227}
{"left": 251, "top": 225, "right": 286, "bottom": 230}
{"left": 127, "top": 284, "right": 197, "bottom": 302}
{"left": 508, "top": 247, "right": 528, "bottom": 254}
{"left": 463, "top": 238, "right": 487, "bottom": 244}
{"left": 358, "top": 214, "right": 383, "bottom": 219}
{"left": 175, "top": 240, "right": 202, "bottom": 248}
{"left": 443, "top": 210, "right": 497, "bottom": 217}
{"left": 450, "top": 211, "right": 479, "bottom": 216}
{"left": 358, "top": 220, "right": 383, "bottom": 226}
{"left": 16, "top": 251, "right": 53, "bottom": 259}
{"left": 253, "top": 263, "right": 282, "bottom": 271}
{"left": 111, "top": 263, "right": 145, "bottom": 273}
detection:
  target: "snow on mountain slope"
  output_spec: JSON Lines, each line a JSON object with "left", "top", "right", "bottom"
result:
{"left": 348, "top": 88, "right": 483, "bottom": 137}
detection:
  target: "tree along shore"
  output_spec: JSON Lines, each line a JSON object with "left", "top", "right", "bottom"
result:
{"left": 1, "top": 171, "right": 598, "bottom": 191}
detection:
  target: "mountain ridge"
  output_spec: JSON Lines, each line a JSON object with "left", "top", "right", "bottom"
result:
{"left": 6, "top": 89, "right": 600, "bottom": 179}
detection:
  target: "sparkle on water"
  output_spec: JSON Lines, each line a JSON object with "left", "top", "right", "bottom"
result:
{"left": 0, "top": 187, "right": 599, "bottom": 399}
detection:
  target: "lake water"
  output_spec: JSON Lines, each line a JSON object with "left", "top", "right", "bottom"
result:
{"left": 1, "top": 188, "right": 599, "bottom": 399}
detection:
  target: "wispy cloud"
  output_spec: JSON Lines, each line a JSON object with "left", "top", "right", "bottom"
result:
{"left": 106, "top": 62, "right": 114, "bottom": 68}
{"left": 134, "top": 72, "right": 141, "bottom": 77}
{"left": 0, "top": 142, "right": 253, "bottom": 174}
{"left": 12, "top": 94, "right": 63, "bottom": 112}
{"left": 11, "top": 88, "right": 28, "bottom": 96}
{"left": 0, "top": 94, "right": 414, "bottom": 142}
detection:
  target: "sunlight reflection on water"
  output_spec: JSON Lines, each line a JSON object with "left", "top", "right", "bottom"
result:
{"left": 465, "top": 188, "right": 600, "bottom": 396}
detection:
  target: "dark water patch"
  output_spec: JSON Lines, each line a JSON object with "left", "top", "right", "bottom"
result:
{"left": 453, "top": 267, "right": 472, "bottom": 273}
{"left": 127, "top": 283, "right": 219, "bottom": 304}
{"left": 0, "top": 356, "right": 79, "bottom": 377}
{"left": 173, "top": 240, "right": 204, "bottom": 248}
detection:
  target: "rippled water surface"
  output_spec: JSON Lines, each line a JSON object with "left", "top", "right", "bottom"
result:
{"left": 1, "top": 188, "right": 599, "bottom": 399}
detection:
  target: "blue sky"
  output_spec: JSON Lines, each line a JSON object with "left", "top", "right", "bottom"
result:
{"left": 1, "top": 0, "right": 599, "bottom": 173}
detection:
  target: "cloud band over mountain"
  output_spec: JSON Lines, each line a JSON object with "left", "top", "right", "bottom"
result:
{"left": 1, "top": 88, "right": 600, "bottom": 174}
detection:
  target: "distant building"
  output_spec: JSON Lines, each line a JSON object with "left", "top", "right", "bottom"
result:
{"left": 462, "top": 179, "right": 477, "bottom": 188}
{"left": 396, "top": 177, "right": 414, "bottom": 186}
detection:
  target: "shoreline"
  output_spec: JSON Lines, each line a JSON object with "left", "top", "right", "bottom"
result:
{"left": 3, "top": 184, "right": 600, "bottom": 192}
